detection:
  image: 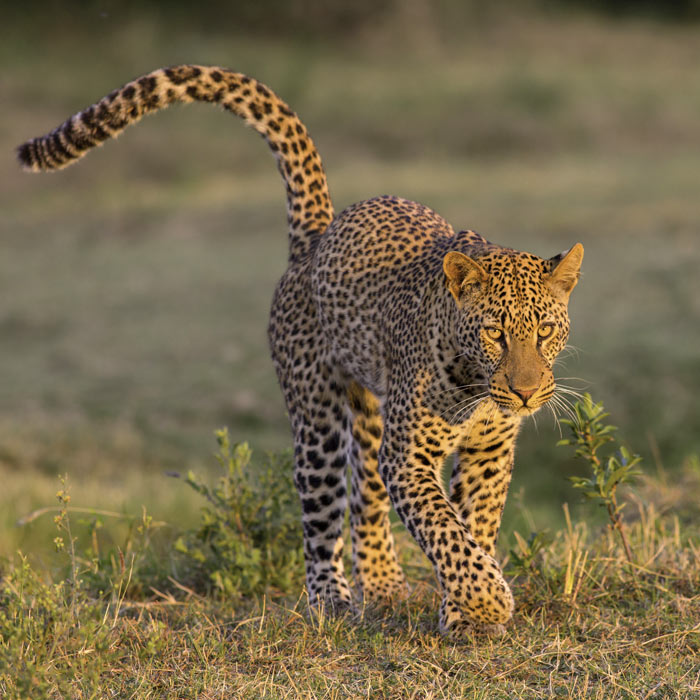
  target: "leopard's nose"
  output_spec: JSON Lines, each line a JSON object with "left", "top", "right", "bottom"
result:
{"left": 509, "top": 385, "right": 537, "bottom": 404}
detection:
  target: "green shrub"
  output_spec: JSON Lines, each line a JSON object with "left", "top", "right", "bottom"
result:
{"left": 507, "top": 393, "right": 645, "bottom": 594}
{"left": 559, "top": 393, "right": 642, "bottom": 563}
{"left": 173, "top": 429, "right": 304, "bottom": 598}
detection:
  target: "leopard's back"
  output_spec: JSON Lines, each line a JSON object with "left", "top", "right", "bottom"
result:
{"left": 309, "top": 195, "right": 454, "bottom": 391}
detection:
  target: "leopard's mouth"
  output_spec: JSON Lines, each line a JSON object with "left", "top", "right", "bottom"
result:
{"left": 491, "top": 392, "right": 549, "bottom": 417}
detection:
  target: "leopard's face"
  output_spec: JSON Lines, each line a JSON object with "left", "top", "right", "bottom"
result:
{"left": 444, "top": 245, "right": 583, "bottom": 416}
{"left": 472, "top": 283, "right": 570, "bottom": 416}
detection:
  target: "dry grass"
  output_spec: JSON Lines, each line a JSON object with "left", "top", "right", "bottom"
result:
{"left": 1, "top": 485, "right": 698, "bottom": 699}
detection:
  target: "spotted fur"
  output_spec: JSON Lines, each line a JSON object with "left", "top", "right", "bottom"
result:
{"left": 17, "top": 65, "right": 584, "bottom": 636}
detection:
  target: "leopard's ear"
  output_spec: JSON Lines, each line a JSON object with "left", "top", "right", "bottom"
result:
{"left": 443, "top": 251, "right": 488, "bottom": 303}
{"left": 545, "top": 243, "right": 584, "bottom": 301}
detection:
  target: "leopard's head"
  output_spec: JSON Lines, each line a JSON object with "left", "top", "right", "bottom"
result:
{"left": 443, "top": 243, "right": 584, "bottom": 416}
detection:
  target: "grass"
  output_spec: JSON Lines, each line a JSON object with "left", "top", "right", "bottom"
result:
{"left": 1, "top": 431, "right": 698, "bottom": 698}
{"left": 2, "top": 575, "right": 697, "bottom": 698}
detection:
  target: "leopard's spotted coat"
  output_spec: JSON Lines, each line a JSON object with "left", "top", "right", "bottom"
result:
{"left": 18, "top": 65, "right": 584, "bottom": 636}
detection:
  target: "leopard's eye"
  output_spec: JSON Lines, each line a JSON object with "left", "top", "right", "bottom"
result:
{"left": 485, "top": 327, "right": 504, "bottom": 342}
{"left": 538, "top": 323, "right": 555, "bottom": 340}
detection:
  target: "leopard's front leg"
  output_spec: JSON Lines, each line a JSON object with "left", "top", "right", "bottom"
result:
{"left": 379, "top": 404, "right": 514, "bottom": 636}
{"left": 450, "top": 403, "right": 521, "bottom": 557}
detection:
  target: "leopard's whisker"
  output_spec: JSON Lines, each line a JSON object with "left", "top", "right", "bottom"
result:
{"left": 546, "top": 403, "right": 564, "bottom": 438}
{"left": 446, "top": 392, "right": 491, "bottom": 423}
{"left": 562, "top": 343, "right": 583, "bottom": 358}
{"left": 480, "top": 401, "right": 498, "bottom": 433}
{"left": 426, "top": 382, "right": 489, "bottom": 400}
{"left": 554, "top": 392, "right": 581, "bottom": 411}
{"left": 554, "top": 344, "right": 583, "bottom": 368}
{"left": 555, "top": 386, "right": 588, "bottom": 400}
{"left": 549, "top": 394, "right": 577, "bottom": 423}
{"left": 448, "top": 390, "right": 490, "bottom": 407}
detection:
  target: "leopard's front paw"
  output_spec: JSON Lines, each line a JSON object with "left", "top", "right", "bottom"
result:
{"left": 438, "top": 574, "right": 514, "bottom": 638}
{"left": 440, "top": 612, "right": 508, "bottom": 640}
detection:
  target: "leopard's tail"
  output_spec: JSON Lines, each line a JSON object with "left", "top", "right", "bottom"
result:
{"left": 17, "top": 65, "right": 333, "bottom": 261}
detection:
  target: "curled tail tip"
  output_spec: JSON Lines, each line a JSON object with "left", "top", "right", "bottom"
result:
{"left": 16, "top": 139, "right": 61, "bottom": 172}
{"left": 17, "top": 141, "right": 42, "bottom": 172}
{"left": 16, "top": 137, "right": 77, "bottom": 172}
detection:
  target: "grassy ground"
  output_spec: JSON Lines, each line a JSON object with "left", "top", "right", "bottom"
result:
{"left": 1, "top": 434, "right": 698, "bottom": 699}
{"left": 1, "top": 6, "right": 699, "bottom": 696}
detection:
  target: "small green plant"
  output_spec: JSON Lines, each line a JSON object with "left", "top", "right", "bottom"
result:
{"left": 559, "top": 393, "right": 642, "bottom": 563}
{"left": 173, "top": 429, "right": 304, "bottom": 598}
{"left": 52, "top": 475, "right": 80, "bottom": 611}
{"left": 18, "top": 486, "right": 167, "bottom": 599}
{"left": 506, "top": 529, "right": 554, "bottom": 580}
{"left": 78, "top": 505, "right": 164, "bottom": 599}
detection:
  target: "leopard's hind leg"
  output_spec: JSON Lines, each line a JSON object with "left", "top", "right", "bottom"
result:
{"left": 270, "top": 265, "right": 353, "bottom": 613}
{"left": 347, "top": 383, "right": 407, "bottom": 602}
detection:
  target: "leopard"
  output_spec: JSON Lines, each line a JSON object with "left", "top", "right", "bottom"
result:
{"left": 17, "top": 64, "right": 583, "bottom": 637}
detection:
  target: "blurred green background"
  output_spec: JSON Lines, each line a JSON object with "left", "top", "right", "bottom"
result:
{"left": 2, "top": 0, "right": 699, "bottom": 558}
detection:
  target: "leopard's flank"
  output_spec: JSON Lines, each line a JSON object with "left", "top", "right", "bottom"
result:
{"left": 18, "top": 65, "right": 583, "bottom": 637}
